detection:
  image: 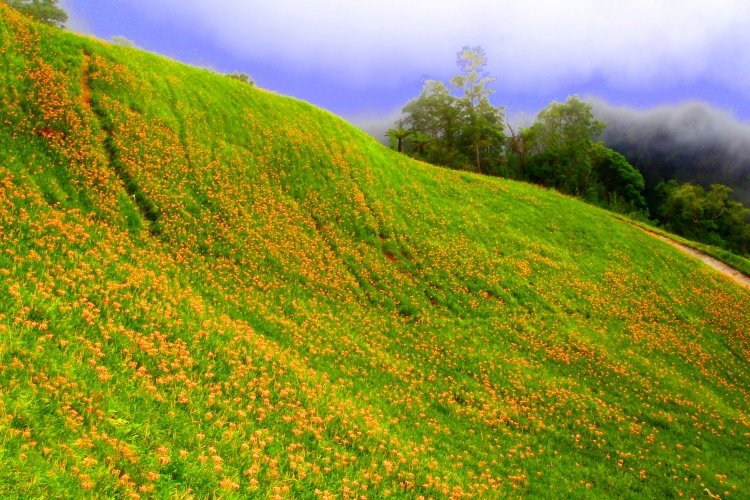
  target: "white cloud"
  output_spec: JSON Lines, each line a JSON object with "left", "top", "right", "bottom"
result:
{"left": 122, "top": 0, "right": 750, "bottom": 93}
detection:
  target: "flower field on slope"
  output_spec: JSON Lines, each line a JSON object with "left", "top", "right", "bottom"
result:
{"left": 0, "top": 6, "right": 749, "bottom": 498}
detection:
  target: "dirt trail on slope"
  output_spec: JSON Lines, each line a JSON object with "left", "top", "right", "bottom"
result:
{"left": 80, "top": 52, "right": 92, "bottom": 109}
{"left": 634, "top": 225, "right": 750, "bottom": 291}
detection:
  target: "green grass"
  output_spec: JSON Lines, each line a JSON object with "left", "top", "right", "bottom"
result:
{"left": 613, "top": 215, "right": 750, "bottom": 277}
{"left": 1, "top": 6, "right": 749, "bottom": 498}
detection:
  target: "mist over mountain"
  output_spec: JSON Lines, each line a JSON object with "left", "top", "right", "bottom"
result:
{"left": 590, "top": 99, "right": 750, "bottom": 204}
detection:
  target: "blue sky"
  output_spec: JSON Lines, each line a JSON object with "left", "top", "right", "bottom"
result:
{"left": 63, "top": 0, "right": 750, "bottom": 133}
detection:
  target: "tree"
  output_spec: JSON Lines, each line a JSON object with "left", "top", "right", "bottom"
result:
{"left": 409, "top": 131, "right": 432, "bottom": 157}
{"left": 589, "top": 142, "right": 646, "bottom": 212}
{"left": 227, "top": 72, "right": 254, "bottom": 86}
{"left": 6, "top": 0, "right": 67, "bottom": 27}
{"left": 658, "top": 181, "right": 714, "bottom": 233}
{"left": 451, "top": 46, "right": 495, "bottom": 112}
{"left": 530, "top": 95, "right": 604, "bottom": 154}
{"left": 401, "top": 80, "right": 465, "bottom": 166}
{"left": 396, "top": 47, "right": 505, "bottom": 172}
{"left": 527, "top": 96, "right": 604, "bottom": 195}
{"left": 458, "top": 95, "right": 505, "bottom": 174}
{"left": 451, "top": 46, "right": 505, "bottom": 173}
{"left": 386, "top": 124, "right": 411, "bottom": 153}
{"left": 505, "top": 122, "right": 535, "bottom": 178}
{"left": 402, "top": 80, "right": 457, "bottom": 140}
{"left": 657, "top": 181, "right": 750, "bottom": 253}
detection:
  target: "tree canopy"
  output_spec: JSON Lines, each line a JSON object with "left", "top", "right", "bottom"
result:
{"left": 530, "top": 96, "right": 605, "bottom": 153}
{"left": 657, "top": 181, "right": 750, "bottom": 254}
{"left": 525, "top": 96, "right": 606, "bottom": 196}
{"left": 394, "top": 47, "right": 505, "bottom": 174}
{"left": 227, "top": 72, "right": 254, "bottom": 85}
{"left": 590, "top": 142, "right": 646, "bottom": 212}
{"left": 6, "top": 0, "right": 67, "bottom": 28}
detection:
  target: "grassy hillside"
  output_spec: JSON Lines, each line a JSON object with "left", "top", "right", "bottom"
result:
{"left": 1, "top": 6, "right": 749, "bottom": 498}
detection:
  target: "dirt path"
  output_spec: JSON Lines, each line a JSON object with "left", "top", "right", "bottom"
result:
{"left": 635, "top": 226, "right": 750, "bottom": 290}
{"left": 80, "top": 52, "right": 92, "bottom": 109}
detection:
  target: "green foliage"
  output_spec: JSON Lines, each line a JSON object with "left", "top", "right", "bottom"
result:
{"left": 401, "top": 79, "right": 464, "bottom": 165}
{"left": 450, "top": 46, "right": 505, "bottom": 174}
{"left": 227, "top": 71, "right": 254, "bottom": 85}
{"left": 5, "top": 0, "right": 67, "bottom": 27}
{"left": 526, "top": 96, "right": 605, "bottom": 196}
{"left": 0, "top": 7, "right": 749, "bottom": 498}
{"left": 521, "top": 98, "right": 652, "bottom": 218}
{"left": 451, "top": 46, "right": 495, "bottom": 108}
{"left": 398, "top": 47, "right": 505, "bottom": 173}
{"left": 657, "top": 180, "right": 750, "bottom": 254}
{"left": 385, "top": 124, "right": 411, "bottom": 152}
{"left": 530, "top": 95, "right": 605, "bottom": 152}
{"left": 590, "top": 142, "right": 647, "bottom": 212}
{"left": 395, "top": 58, "right": 646, "bottom": 215}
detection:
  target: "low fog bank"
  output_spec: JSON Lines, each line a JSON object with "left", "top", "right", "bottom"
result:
{"left": 590, "top": 99, "right": 750, "bottom": 204}
{"left": 350, "top": 108, "right": 402, "bottom": 145}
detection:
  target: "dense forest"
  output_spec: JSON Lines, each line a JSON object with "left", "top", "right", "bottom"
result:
{"left": 388, "top": 47, "right": 750, "bottom": 256}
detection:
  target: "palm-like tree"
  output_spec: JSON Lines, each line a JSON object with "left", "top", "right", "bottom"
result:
{"left": 386, "top": 126, "right": 412, "bottom": 153}
{"left": 410, "top": 131, "right": 431, "bottom": 156}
